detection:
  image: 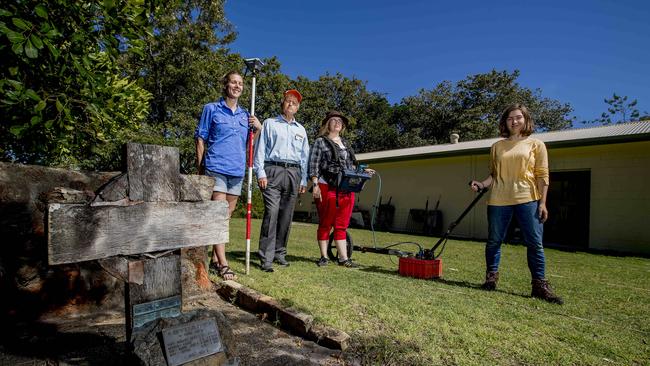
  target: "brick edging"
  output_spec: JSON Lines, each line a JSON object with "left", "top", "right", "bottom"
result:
{"left": 215, "top": 280, "right": 350, "bottom": 351}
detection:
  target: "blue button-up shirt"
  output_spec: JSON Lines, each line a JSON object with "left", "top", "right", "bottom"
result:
{"left": 254, "top": 115, "right": 310, "bottom": 186}
{"left": 194, "top": 98, "right": 249, "bottom": 177}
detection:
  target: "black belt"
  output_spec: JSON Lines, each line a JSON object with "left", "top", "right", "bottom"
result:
{"left": 265, "top": 161, "right": 300, "bottom": 168}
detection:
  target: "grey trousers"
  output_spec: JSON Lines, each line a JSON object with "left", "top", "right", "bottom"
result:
{"left": 258, "top": 165, "right": 300, "bottom": 266}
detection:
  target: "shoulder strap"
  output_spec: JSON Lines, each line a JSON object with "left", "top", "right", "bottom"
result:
{"left": 322, "top": 137, "right": 343, "bottom": 203}
{"left": 322, "top": 137, "right": 340, "bottom": 165}
{"left": 341, "top": 137, "right": 357, "bottom": 166}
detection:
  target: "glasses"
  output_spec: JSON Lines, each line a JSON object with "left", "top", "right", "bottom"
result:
{"left": 329, "top": 118, "right": 343, "bottom": 124}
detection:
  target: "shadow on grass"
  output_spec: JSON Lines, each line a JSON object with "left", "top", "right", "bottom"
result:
{"left": 358, "top": 265, "right": 402, "bottom": 276}
{"left": 227, "top": 250, "right": 530, "bottom": 299}
{"left": 432, "top": 278, "right": 531, "bottom": 299}
{"left": 356, "top": 267, "right": 531, "bottom": 299}
{"left": 228, "top": 250, "right": 321, "bottom": 267}
{"left": 432, "top": 277, "right": 483, "bottom": 289}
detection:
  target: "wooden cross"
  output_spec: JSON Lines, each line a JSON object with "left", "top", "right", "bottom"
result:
{"left": 47, "top": 143, "right": 229, "bottom": 339}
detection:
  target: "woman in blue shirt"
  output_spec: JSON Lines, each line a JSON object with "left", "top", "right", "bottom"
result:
{"left": 195, "top": 71, "right": 261, "bottom": 280}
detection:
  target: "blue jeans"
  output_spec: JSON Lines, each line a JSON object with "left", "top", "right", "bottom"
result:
{"left": 486, "top": 201, "right": 546, "bottom": 279}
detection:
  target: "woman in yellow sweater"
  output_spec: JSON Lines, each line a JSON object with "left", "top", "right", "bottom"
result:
{"left": 470, "top": 104, "right": 563, "bottom": 304}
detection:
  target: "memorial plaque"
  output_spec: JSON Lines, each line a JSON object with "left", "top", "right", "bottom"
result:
{"left": 133, "top": 295, "right": 182, "bottom": 328}
{"left": 162, "top": 318, "right": 222, "bottom": 366}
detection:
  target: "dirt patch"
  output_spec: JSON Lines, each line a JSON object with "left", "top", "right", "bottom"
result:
{"left": 185, "top": 291, "right": 352, "bottom": 365}
{"left": 0, "top": 290, "right": 355, "bottom": 365}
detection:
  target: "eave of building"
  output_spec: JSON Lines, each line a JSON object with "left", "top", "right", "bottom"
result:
{"left": 356, "top": 121, "right": 650, "bottom": 164}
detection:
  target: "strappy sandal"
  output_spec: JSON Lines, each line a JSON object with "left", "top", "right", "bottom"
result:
{"left": 219, "top": 265, "right": 237, "bottom": 281}
{"left": 208, "top": 262, "right": 221, "bottom": 275}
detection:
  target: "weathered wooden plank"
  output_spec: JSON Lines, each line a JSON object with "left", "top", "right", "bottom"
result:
{"left": 125, "top": 255, "right": 181, "bottom": 340}
{"left": 98, "top": 256, "right": 130, "bottom": 282}
{"left": 179, "top": 175, "right": 212, "bottom": 202}
{"left": 97, "top": 173, "right": 129, "bottom": 202}
{"left": 47, "top": 201, "right": 229, "bottom": 265}
{"left": 128, "top": 256, "right": 181, "bottom": 304}
{"left": 185, "top": 175, "right": 216, "bottom": 201}
{"left": 128, "top": 260, "right": 145, "bottom": 284}
{"left": 95, "top": 173, "right": 212, "bottom": 203}
{"left": 41, "top": 187, "right": 95, "bottom": 204}
{"left": 126, "top": 143, "right": 180, "bottom": 202}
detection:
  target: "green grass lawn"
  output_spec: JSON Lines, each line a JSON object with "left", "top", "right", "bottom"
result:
{"left": 217, "top": 218, "right": 650, "bottom": 365}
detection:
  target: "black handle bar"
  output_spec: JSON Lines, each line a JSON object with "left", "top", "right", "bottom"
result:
{"left": 428, "top": 185, "right": 488, "bottom": 254}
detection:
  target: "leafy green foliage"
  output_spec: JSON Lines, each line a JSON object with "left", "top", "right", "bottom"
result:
{"left": 0, "top": 0, "right": 152, "bottom": 167}
{"left": 349, "top": 92, "right": 399, "bottom": 153}
{"left": 393, "top": 70, "right": 573, "bottom": 148}
{"left": 250, "top": 69, "right": 574, "bottom": 155}
{"left": 589, "top": 93, "right": 641, "bottom": 124}
{"left": 244, "top": 68, "right": 574, "bottom": 155}
{"left": 293, "top": 73, "right": 389, "bottom": 143}
{"left": 250, "top": 67, "right": 398, "bottom": 154}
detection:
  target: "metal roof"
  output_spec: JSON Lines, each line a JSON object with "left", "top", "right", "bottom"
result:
{"left": 356, "top": 120, "right": 650, "bottom": 163}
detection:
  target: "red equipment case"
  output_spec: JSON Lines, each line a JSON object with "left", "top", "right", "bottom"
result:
{"left": 398, "top": 257, "right": 442, "bottom": 279}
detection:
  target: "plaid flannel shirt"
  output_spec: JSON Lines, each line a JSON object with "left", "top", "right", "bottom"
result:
{"left": 308, "top": 136, "right": 356, "bottom": 182}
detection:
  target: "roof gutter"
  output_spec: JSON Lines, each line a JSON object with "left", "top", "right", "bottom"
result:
{"left": 357, "top": 133, "right": 650, "bottom": 164}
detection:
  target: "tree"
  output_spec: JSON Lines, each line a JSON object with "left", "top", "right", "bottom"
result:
{"left": 293, "top": 73, "right": 367, "bottom": 139}
{"left": 123, "top": 0, "right": 241, "bottom": 173}
{"left": 393, "top": 70, "right": 573, "bottom": 148}
{"left": 394, "top": 80, "right": 457, "bottom": 145}
{"left": 248, "top": 68, "right": 397, "bottom": 153}
{"left": 289, "top": 73, "right": 395, "bottom": 153}
{"left": 591, "top": 93, "right": 640, "bottom": 124}
{"left": 351, "top": 92, "right": 398, "bottom": 153}
{"left": 0, "top": 0, "right": 153, "bottom": 167}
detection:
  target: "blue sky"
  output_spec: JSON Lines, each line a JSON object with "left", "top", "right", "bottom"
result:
{"left": 224, "top": 0, "right": 649, "bottom": 124}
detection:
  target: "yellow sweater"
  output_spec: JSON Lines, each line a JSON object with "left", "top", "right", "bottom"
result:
{"left": 487, "top": 137, "right": 549, "bottom": 206}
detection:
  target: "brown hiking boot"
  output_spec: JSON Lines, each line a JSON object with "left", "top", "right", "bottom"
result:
{"left": 531, "top": 279, "right": 564, "bottom": 305}
{"left": 481, "top": 271, "right": 499, "bottom": 291}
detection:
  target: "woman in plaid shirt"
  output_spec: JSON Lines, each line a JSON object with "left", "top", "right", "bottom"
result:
{"left": 308, "top": 111, "right": 374, "bottom": 268}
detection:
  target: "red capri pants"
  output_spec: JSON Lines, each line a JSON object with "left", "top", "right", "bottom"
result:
{"left": 315, "top": 183, "right": 355, "bottom": 241}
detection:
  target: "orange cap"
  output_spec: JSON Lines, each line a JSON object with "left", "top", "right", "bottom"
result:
{"left": 284, "top": 89, "right": 303, "bottom": 103}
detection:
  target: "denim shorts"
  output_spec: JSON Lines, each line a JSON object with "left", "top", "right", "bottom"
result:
{"left": 205, "top": 169, "right": 244, "bottom": 196}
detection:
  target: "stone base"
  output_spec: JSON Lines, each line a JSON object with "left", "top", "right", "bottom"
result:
{"left": 131, "top": 309, "right": 237, "bottom": 366}
{"left": 216, "top": 280, "right": 350, "bottom": 351}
